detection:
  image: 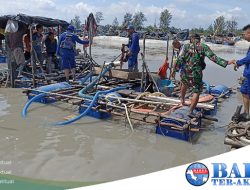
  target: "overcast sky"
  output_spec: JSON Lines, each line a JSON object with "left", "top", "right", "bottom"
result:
{"left": 0, "top": 0, "right": 249, "bottom": 29}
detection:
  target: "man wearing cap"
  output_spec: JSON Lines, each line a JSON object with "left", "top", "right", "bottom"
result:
{"left": 173, "top": 34, "right": 234, "bottom": 117}
{"left": 122, "top": 24, "right": 140, "bottom": 72}
{"left": 57, "top": 25, "right": 89, "bottom": 82}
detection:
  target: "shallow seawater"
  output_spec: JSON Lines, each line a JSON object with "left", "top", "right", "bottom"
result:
{"left": 0, "top": 45, "right": 246, "bottom": 182}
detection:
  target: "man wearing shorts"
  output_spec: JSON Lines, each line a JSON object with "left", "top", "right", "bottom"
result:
{"left": 234, "top": 24, "right": 250, "bottom": 120}
{"left": 173, "top": 34, "right": 234, "bottom": 117}
{"left": 57, "top": 25, "right": 89, "bottom": 82}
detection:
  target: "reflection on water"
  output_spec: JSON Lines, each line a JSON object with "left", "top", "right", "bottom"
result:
{"left": 0, "top": 95, "right": 10, "bottom": 117}
{"left": 0, "top": 47, "right": 247, "bottom": 182}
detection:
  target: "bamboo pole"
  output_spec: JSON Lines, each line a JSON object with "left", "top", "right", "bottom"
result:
{"left": 140, "top": 34, "right": 146, "bottom": 92}
{"left": 24, "top": 87, "right": 202, "bottom": 126}
{"left": 111, "top": 110, "right": 199, "bottom": 132}
{"left": 147, "top": 95, "right": 215, "bottom": 109}
{"left": 140, "top": 52, "right": 160, "bottom": 92}
{"left": 23, "top": 87, "right": 177, "bottom": 106}
{"left": 29, "top": 25, "right": 36, "bottom": 87}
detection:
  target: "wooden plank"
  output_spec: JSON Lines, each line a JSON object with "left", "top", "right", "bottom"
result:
{"left": 94, "top": 67, "right": 141, "bottom": 80}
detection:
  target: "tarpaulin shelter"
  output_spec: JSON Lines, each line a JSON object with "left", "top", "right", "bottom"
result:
{"left": 0, "top": 13, "right": 69, "bottom": 87}
{"left": 0, "top": 14, "right": 69, "bottom": 29}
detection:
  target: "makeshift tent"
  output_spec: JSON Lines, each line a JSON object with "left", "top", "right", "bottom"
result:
{"left": 0, "top": 14, "right": 69, "bottom": 28}
{"left": 0, "top": 13, "right": 69, "bottom": 87}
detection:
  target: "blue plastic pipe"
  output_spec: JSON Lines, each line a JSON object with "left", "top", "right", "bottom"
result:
{"left": 22, "top": 82, "right": 71, "bottom": 117}
{"left": 79, "top": 63, "right": 114, "bottom": 99}
{"left": 22, "top": 93, "right": 45, "bottom": 117}
{"left": 56, "top": 86, "right": 126, "bottom": 126}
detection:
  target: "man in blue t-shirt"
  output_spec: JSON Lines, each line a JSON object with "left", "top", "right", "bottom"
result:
{"left": 57, "top": 25, "right": 89, "bottom": 82}
{"left": 233, "top": 24, "right": 250, "bottom": 120}
{"left": 123, "top": 24, "right": 140, "bottom": 72}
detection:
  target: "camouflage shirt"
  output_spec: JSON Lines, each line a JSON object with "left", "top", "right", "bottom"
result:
{"left": 174, "top": 42, "right": 228, "bottom": 93}
{"left": 174, "top": 42, "right": 228, "bottom": 73}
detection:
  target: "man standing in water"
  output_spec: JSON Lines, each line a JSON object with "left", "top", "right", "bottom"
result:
{"left": 122, "top": 24, "right": 140, "bottom": 72}
{"left": 57, "top": 25, "right": 89, "bottom": 82}
{"left": 232, "top": 24, "right": 250, "bottom": 120}
{"left": 172, "top": 34, "right": 234, "bottom": 117}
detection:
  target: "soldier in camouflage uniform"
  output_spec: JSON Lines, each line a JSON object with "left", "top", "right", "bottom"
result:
{"left": 172, "top": 34, "right": 233, "bottom": 117}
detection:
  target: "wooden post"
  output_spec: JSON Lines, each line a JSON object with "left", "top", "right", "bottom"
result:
{"left": 140, "top": 33, "right": 146, "bottom": 92}
{"left": 9, "top": 55, "right": 15, "bottom": 88}
{"left": 29, "top": 24, "right": 36, "bottom": 87}
{"left": 5, "top": 33, "right": 15, "bottom": 87}
{"left": 140, "top": 52, "right": 159, "bottom": 92}
{"left": 169, "top": 47, "right": 174, "bottom": 79}
{"left": 88, "top": 16, "right": 93, "bottom": 82}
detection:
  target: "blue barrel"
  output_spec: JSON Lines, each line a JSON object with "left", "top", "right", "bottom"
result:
{"left": 158, "top": 79, "right": 175, "bottom": 96}
{"left": 170, "top": 106, "right": 191, "bottom": 120}
{"left": 36, "top": 82, "right": 71, "bottom": 92}
{"left": 0, "top": 56, "right": 6, "bottom": 63}
{"left": 156, "top": 106, "right": 201, "bottom": 141}
{"left": 210, "top": 85, "right": 229, "bottom": 96}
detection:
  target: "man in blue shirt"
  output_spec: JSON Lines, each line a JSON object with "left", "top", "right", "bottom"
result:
{"left": 234, "top": 24, "right": 250, "bottom": 120}
{"left": 123, "top": 24, "right": 140, "bottom": 72}
{"left": 57, "top": 25, "right": 89, "bottom": 82}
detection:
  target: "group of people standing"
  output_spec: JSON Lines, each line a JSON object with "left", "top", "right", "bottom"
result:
{"left": 170, "top": 25, "right": 250, "bottom": 119}
{"left": 6, "top": 24, "right": 58, "bottom": 78}
{"left": 121, "top": 23, "right": 250, "bottom": 120}
{"left": 5, "top": 23, "right": 90, "bottom": 83}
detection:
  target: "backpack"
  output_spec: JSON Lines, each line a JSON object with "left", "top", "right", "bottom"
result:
{"left": 60, "top": 33, "right": 74, "bottom": 50}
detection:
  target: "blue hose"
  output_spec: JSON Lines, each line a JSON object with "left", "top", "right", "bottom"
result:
{"left": 79, "top": 72, "right": 93, "bottom": 85}
{"left": 22, "top": 93, "right": 45, "bottom": 117}
{"left": 79, "top": 63, "right": 114, "bottom": 99}
{"left": 22, "top": 82, "right": 71, "bottom": 117}
{"left": 55, "top": 86, "right": 126, "bottom": 126}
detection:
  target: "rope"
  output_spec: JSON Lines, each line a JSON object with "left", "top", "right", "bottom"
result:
{"left": 151, "top": 92, "right": 166, "bottom": 97}
{"left": 104, "top": 93, "right": 134, "bottom": 132}
{"left": 135, "top": 92, "right": 151, "bottom": 100}
{"left": 123, "top": 103, "right": 134, "bottom": 132}
{"left": 226, "top": 123, "right": 250, "bottom": 138}
{"left": 225, "top": 121, "right": 250, "bottom": 145}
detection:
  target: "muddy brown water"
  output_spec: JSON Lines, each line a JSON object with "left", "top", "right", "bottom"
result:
{"left": 0, "top": 45, "right": 246, "bottom": 182}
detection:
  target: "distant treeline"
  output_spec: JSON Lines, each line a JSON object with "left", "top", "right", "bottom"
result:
{"left": 70, "top": 11, "right": 241, "bottom": 36}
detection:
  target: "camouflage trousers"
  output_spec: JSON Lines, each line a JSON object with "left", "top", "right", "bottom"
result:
{"left": 180, "top": 69, "right": 203, "bottom": 93}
